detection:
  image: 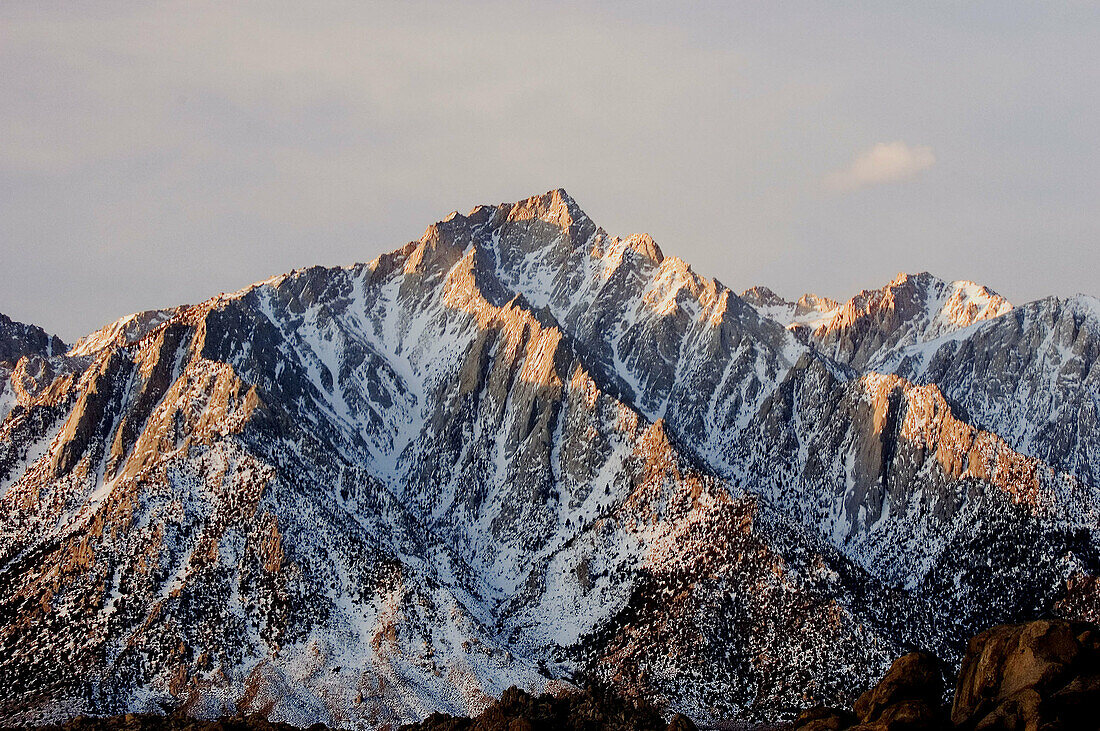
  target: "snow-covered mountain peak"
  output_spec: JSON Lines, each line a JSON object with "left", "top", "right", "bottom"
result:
{"left": 1064, "top": 293, "right": 1100, "bottom": 329}
{"left": 457, "top": 188, "right": 596, "bottom": 256}
{"left": 499, "top": 187, "right": 589, "bottom": 230}
{"left": 740, "top": 286, "right": 841, "bottom": 333}
{"left": 740, "top": 285, "right": 787, "bottom": 309}
{"left": 879, "top": 271, "right": 1013, "bottom": 332}
{"left": 0, "top": 312, "right": 69, "bottom": 421}
{"left": 870, "top": 271, "right": 1011, "bottom": 326}
{"left": 889, "top": 290, "right": 1100, "bottom": 485}
{"left": 1, "top": 191, "right": 1097, "bottom": 729}
{"left": 618, "top": 233, "right": 664, "bottom": 264}
{"left": 395, "top": 192, "right": 794, "bottom": 358}
{"left": 798, "top": 271, "right": 1012, "bottom": 370}
{"left": 794, "top": 292, "right": 842, "bottom": 318}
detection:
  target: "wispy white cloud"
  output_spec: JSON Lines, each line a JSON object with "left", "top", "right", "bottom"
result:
{"left": 824, "top": 141, "right": 935, "bottom": 192}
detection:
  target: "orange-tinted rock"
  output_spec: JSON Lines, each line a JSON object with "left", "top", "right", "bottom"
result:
{"left": 874, "top": 699, "right": 946, "bottom": 730}
{"left": 791, "top": 704, "right": 858, "bottom": 730}
{"left": 953, "top": 621, "right": 1072, "bottom": 724}
{"left": 854, "top": 652, "right": 944, "bottom": 723}
{"left": 952, "top": 619, "right": 1100, "bottom": 730}
{"left": 665, "top": 713, "right": 697, "bottom": 731}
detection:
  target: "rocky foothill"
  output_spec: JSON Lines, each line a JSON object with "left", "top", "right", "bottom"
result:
{"left": 7, "top": 619, "right": 1096, "bottom": 731}
{"left": 393, "top": 618, "right": 1100, "bottom": 731}
{"left": 396, "top": 685, "right": 683, "bottom": 731}
{"left": 0, "top": 714, "right": 328, "bottom": 731}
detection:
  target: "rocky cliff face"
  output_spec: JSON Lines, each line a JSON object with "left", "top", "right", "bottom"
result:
{"left": 739, "top": 273, "right": 1100, "bottom": 496}
{"left": 0, "top": 190, "right": 1097, "bottom": 729}
{"left": 0, "top": 312, "right": 67, "bottom": 423}
{"left": 0, "top": 312, "right": 65, "bottom": 369}
{"left": 745, "top": 274, "right": 1100, "bottom": 534}
{"left": 746, "top": 274, "right": 1011, "bottom": 364}
{"left": 740, "top": 286, "right": 841, "bottom": 340}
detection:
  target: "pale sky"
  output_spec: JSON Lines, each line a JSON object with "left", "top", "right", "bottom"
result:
{"left": 2, "top": 2, "right": 1098, "bottom": 341}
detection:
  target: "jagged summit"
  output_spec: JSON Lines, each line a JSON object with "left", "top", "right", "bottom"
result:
{"left": 740, "top": 286, "right": 841, "bottom": 333}
{"left": 0, "top": 312, "right": 69, "bottom": 422}
{"left": 743, "top": 271, "right": 1013, "bottom": 371}
{"left": 880, "top": 271, "right": 1011, "bottom": 325}
{"left": 68, "top": 308, "right": 181, "bottom": 357}
{"left": 811, "top": 271, "right": 1012, "bottom": 370}
{"left": 437, "top": 188, "right": 596, "bottom": 253}
{"left": 740, "top": 285, "right": 787, "bottom": 309}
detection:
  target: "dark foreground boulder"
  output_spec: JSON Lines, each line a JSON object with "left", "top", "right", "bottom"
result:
{"left": 789, "top": 651, "right": 948, "bottom": 730}
{"left": 853, "top": 652, "right": 947, "bottom": 728}
{"left": 951, "top": 619, "right": 1100, "bottom": 730}
{"left": 788, "top": 705, "right": 858, "bottom": 730}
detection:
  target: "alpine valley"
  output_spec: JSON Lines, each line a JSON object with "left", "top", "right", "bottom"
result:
{"left": 1, "top": 190, "right": 1097, "bottom": 728}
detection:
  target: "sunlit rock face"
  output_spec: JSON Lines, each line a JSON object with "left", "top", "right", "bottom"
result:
{"left": 808, "top": 272, "right": 1012, "bottom": 371}
{"left": 0, "top": 190, "right": 1096, "bottom": 728}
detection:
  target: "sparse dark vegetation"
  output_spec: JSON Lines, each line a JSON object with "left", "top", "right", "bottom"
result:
{"left": 1, "top": 713, "right": 329, "bottom": 731}
{"left": 7, "top": 619, "right": 1099, "bottom": 731}
{"left": 398, "top": 684, "right": 677, "bottom": 731}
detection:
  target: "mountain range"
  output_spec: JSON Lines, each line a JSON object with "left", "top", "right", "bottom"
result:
{"left": 1, "top": 190, "right": 1097, "bottom": 728}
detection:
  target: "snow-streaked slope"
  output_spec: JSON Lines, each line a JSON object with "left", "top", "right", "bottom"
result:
{"left": 0, "top": 311, "right": 65, "bottom": 368}
{"left": 0, "top": 196, "right": 896, "bottom": 726}
{"left": 743, "top": 359, "right": 1098, "bottom": 590}
{"left": 68, "top": 308, "right": 180, "bottom": 357}
{"left": 440, "top": 192, "right": 807, "bottom": 475}
{"left": 745, "top": 273, "right": 1100, "bottom": 493}
{"left": 813, "top": 272, "right": 1012, "bottom": 372}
